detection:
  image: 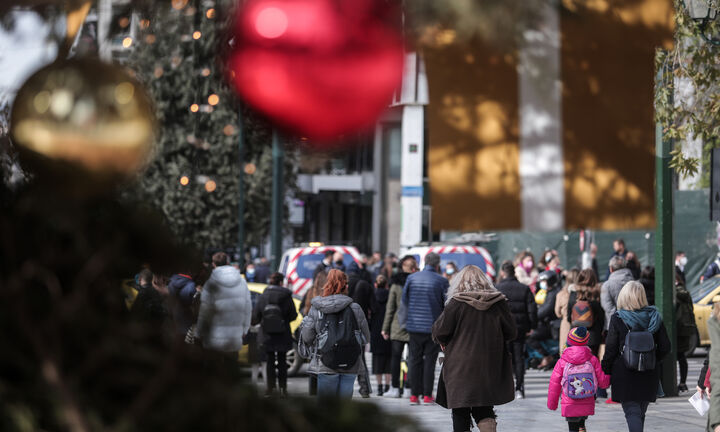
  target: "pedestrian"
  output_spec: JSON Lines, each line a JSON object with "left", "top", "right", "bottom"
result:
{"left": 547, "top": 327, "right": 610, "bottom": 432}
{"left": 566, "top": 269, "right": 605, "bottom": 356}
{"left": 254, "top": 257, "right": 271, "bottom": 284}
{"left": 555, "top": 268, "right": 580, "bottom": 355}
{"left": 370, "top": 274, "right": 392, "bottom": 396}
{"left": 527, "top": 270, "right": 561, "bottom": 369}
{"left": 432, "top": 265, "right": 517, "bottom": 432}
{"left": 131, "top": 269, "right": 169, "bottom": 322}
{"left": 381, "top": 255, "right": 417, "bottom": 398}
{"left": 702, "top": 253, "right": 720, "bottom": 283}
{"left": 675, "top": 251, "right": 687, "bottom": 287}
{"left": 245, "top": 262, "right": 258, "bottom": 283}
{"left": 639, "top": 266, "right": 655, "bottom": 306}
{"left": 195, "top": 252, "right": 252, "bottom": 353}
{"left": 251, "top": 272, "right": 298, "bottom": 397}
{"left": 626, "top": 252, "right": 641, "bottom": 280}
{"left": 301, "top": 269, "right": 328, "bottom": 396}
{"left": 444, "top": 262, "right": 458, "bottom": 281}
{"left": 358, "top": 254, "right": 374, "bottom": 284}
{"left": 514, "top": 251, "right": 538, "bottom": 289}
{"left": 368, "top": 251, "right": 383, "bottom": 276}
{"left": 348, "top": 261, "right": 373, "bottom": 318}
{"left": 496, "top": 260, "right": 537, "bottom": 399}
{"left": 706, "top": 300, "right": 720, "bottom": 432}
{"left": 600, "top": 256, "right": 634, "bottom": 330}
{"left": 402, "top": 252, "right": 449, "bottom": 405}
{"left": 379, "top": 253, "right": 397, "bottom": 281}
{"left": 601, "top": 281, "right": 671, "bottom": 432}
{"left": 167, "top": 271, "right": 199, "bottom": 336}
{"left": 332, "top": 251, "right": 346, "bottom": 272}
{"left": 675, "top": 279, "right": 697, "bottom": 393}
{"left": 312, "top": 250, "right": 335, "bottom": 280}
{"left": 606, "top": 238, "right": 628, "bottom": 279}
{"left": 300, "top": 269, "right": 370, "bottom": 399}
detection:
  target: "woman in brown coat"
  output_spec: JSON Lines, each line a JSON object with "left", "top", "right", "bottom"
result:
{"left": 432, "top": 265, "right": 517, "bottom": 432}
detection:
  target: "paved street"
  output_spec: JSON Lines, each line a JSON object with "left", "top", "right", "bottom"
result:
{"left": 270, "top": 350, "right": 710, "bottom": 431}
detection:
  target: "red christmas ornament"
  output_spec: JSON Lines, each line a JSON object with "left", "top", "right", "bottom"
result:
{"left": 227, "top": 0, "right": 404, "bottom": 141}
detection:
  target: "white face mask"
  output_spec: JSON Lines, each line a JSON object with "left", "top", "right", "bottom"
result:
{"left": 445, "top": 268, "right": 455, "bottom": 275}
{"left": 545, "top": 253, "right": 553, "bottom": 263}
{"left": 679, "top": 257, "right": 688, "bottom": 267}
{"left": 540, "top": 281, "right": 548, "bottom": 290}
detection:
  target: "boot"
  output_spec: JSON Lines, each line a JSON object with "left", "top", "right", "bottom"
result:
{"left": 477, "top": 418, "right": 497, "bottom": 432}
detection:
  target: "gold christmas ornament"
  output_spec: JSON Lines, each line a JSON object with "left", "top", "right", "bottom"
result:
{"left": 11, "top": 58, "right": 155, "bottom": 180}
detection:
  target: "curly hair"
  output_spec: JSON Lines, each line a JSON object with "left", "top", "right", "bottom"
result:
{"left": 322, "top": 269, "right": 348, "bottom": 297}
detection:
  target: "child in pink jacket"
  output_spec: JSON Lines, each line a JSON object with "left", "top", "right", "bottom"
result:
{"left": 547, "top": 327, "right": 610, "bottom": 432}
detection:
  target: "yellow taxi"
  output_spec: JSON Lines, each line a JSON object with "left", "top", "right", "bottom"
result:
{"left": 692, "top": 276, "right": 720, "bottom": 348}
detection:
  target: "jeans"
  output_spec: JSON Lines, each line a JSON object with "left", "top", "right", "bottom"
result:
{"left": 508, "top": 337, "right": 525, "bottom": 391}
{"left": 266, "top": 351, "right": 287, "bottom": 390}
{"left": 391, "top": 340, "right": 407, "bottom": 388}
{"left": 621, "top": 401, "right": 650, "bottom": 432}
{"left": 451, "top": 406, "right": 495, "bottom": 432}
{"left": 409, "top": 332, "right": 440, "bottom": 397}
{"left": 317, "top": 373, "right": 357, "bottom": 399}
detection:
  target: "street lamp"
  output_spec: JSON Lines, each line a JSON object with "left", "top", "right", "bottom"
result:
{"left": 683, "top": 0, "right": 720, "bottom": 44}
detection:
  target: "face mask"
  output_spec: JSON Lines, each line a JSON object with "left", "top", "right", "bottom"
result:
{"left": 679, "top": 257, "right": 688, "bottom": 267}
{"left": 446, "top": 268, "right": 455, "bottom": 275}
{"left": 545, "top": 253, "right": 553, "bottom": 263}
{"left": 335, "top": 260, "right": 344, "bottom": 266}
{"left": 539, "top": 281, "right": 548, "bottom": 290}
{"left": 247, "top": 269, "right": 255, "bottom": 276}
{"left": 523, "top": 261, "right": 533, "bottom": 271}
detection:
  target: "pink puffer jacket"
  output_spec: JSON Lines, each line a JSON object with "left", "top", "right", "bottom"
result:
{"left": 547, "top": 345, "right": 610, "bottom": 418}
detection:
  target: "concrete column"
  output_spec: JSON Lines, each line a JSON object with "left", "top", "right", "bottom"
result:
{"left": 400, "top": 105, "right": 424, "bottom": 248}
{"left": 372, "top": 123, "right": 385, "bottom": 253}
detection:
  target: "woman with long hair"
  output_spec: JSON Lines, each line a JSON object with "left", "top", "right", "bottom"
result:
{"left": 566, "top": 269, "right": 605, "bottom": 356}
{"left": 601, "top": 281, "right": 671, "bottom": 432}
{"left": 300, "top": 269, "right": 370, "bottom": 399}
{"left": 432, "top": 265, "right": 517, "bottom": 432}
{"left": 555, "top": 268, "right": 579, "bottom": 355}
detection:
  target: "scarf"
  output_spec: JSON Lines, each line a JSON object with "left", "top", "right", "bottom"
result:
{"left": 617, "top": 306, "right": 662, "bottom": 333}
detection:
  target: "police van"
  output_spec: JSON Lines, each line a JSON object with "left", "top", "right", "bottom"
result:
{"left": 401, "top": 244, "right": 496, "bottom": 280}
{"left": 278, "top": 244, "right": 362, "bottom": 295}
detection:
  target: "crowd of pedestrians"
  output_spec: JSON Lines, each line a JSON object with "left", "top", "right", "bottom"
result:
{"left": 129, "top": 239, "right": 714, "bottom": 432}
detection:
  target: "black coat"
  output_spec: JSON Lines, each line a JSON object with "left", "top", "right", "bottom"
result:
{"left": 496, "top": 276, "right": 537, "bottom": 335}
{"left": 640, "top": 278, "right": 655, "bottom": 306}
{"left": 251, "top": 285, "right": 298, "bottom": 352}
{"left": 601, "top": 313, "right": 671, "bottom": 402}
{"left": 370, "top": 287, "right": 392, "bottom": 354}
{"left": 348, "top": 274, "right": 372, "bottom": 319}
{"left": 536, "top": 286, "right": 560, "bottom": 334}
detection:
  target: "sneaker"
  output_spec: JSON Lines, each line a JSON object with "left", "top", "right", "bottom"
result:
{"left": 409, "top": 395, "right": 420, "bottom": 405}
{"left": 605, "top": 398, "right": 619, "bottom": 404}
{"left": 678, "top": 383, "right": 688, "bottom": 392}
{"left": 423, "top": 396, "right": 435, "bottom": 404}
{"left": 384, "top": 387, "right": 401, "bottom": 398}
{"left": 515, "top": 390, "right": 524, "bottom": 400}
{"left": 361, "top": 393, "right": 371, "bottom": 399}
{"left": 578, "top": 427, "right": 586, "bottom": 432}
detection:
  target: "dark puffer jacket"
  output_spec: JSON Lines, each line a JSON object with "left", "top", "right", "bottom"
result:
{"left": 167, "top": 274, "right": 197, "bottom": 335}
{"left": 496, "top": 275, "right": 537, "bottom": 335}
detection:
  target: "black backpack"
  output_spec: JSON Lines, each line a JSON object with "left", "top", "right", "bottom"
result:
{"left": 317, "top": 306, "right": 361, "bottom": 370}
{"left": 261, "top": 303, "right": 286, "bottom": 334}
{"left": 621, "top": 322, "right": 656, "bottom": 372}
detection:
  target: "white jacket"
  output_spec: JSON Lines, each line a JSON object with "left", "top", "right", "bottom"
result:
{"left": 196, "top": 265, "right": 252, "bottom": 352}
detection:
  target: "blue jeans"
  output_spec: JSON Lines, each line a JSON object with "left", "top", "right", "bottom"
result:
{"left": 621, "top": 401, "right": 650, "bottom": 432}
{"left": 317, "top": 373, "right": 357, "bottom": 399}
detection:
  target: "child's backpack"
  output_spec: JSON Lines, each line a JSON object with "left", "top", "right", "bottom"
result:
{"left": 261, "top": 303, "right": 286, "bottom": 334}
{"left": 317, "top": 306, "right": 361, "bottom": 370}
{"left": 571, "top": 300, "right": 594, "bottom": 328}
{"left": 561, "top": 361, "right": 597, "bottom": 399}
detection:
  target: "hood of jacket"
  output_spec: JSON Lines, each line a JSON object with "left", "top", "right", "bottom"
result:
{"left": 451, "top": 290, "right": 506, "bottom": 311}
{"left": 560, "top": 345, "right": 594, "bottom": 364}
{"left": 608, "top": 268, "right": 633, "bottom": 284}
{"left": 310, "top": 294, "right": 353, "bottom": 313}
{"left": 209, "top": 265, "right": 244, "bottom": 288}
{"left": 391, "top": 272, "right": 410, "bottom": 287}
{"left": 617, "top": 306, "right": 662, "bottom": 333}
{"left": 168, "top": 274, "right": 194, "bottom": 293}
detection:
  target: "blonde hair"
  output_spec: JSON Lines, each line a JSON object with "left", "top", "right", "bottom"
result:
{"left": 616, "top": 281, "right": 648, "bottom": 311}
{"left": 446, "top": 265, "right": 496, "bottom": 303}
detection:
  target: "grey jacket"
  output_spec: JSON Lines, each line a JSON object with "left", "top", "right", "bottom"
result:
{"left": 600, "top": 268, "right": 634, "bottom": 330}
{"left": 196, "top": 265, "right": 252, "bottom": 351}
{"left": 300, "top": 294, "right": 370, "bottom": 375}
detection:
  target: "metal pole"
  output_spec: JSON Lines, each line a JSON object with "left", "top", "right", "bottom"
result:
{"left": 654, "top": 61, "right": 677, "bottom": 397}
{"left": 271, "top": 129, "right": 284, "bottom": 270}
{"left": 237, "top": 107, "right": 245, "bottom": 270}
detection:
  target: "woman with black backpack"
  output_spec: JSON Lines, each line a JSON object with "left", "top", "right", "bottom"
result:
{"left": 601, "top": 281, "right": 671, "bottom": 432}
{"left": 300, "top": 269, "right": 370, "bottom": 399}
{"left": 566, "top": 269, "right": 605, "bottom": 357}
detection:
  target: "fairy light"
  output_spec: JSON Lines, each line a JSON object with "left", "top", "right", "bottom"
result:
{"left": 208, "top": 94, "right": 219, "bottom": 105}
{"left": 139, "top": 19, "right": 150, "bottom": 29}
{"left": 201, "top": 68, "right": 211, "bottom": 77}
{"left": 122, "top": 37, "right": 133, "bottom": 48}
{"left": 192, "top": 31, "right": 202, "bottom": 40}
{"left": 145, "top": 34, "right": 156, "bottom": 44}
{"left": 205, "top": 180, "right": 217, "bottom": 192}
{"left": 119, "top": 17, "right": 130, "bottom": 28}
{"left": 190, "top": 104, "right": 199, "bottom": 113}
{"left": 223, "top": 124, "right": 235, "bottom": 136}
{"left": 206, "top": 8, "right": 216, "bottom": 19}
{"left": 172, "top": 0, "right": 188, "bottom": 10}
{"left": 180, "top": 175, "right": 190, "bottom": 186}
{"left": 154, "top": 66, "right": 164, "bottom": 78}
{"left": 244, "top": 163, "right": 257, "bottom": 175}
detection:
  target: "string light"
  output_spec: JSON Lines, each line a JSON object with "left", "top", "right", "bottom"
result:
{"left": 201, "top": 68, "right": 211, "bottom": 77}
{"left": 139, "top": 19, "right": 150, "bottom": 29}
{"left": 180, "top": 175, "right": 190, "bottom": 186}
{"left": 192, "top": 31, "right": 202, "bottom": 40}
{"left": 190, "top": 104, "right": 199, "bottom": 113}
{"left": 122, "top": 37, "right": 133, "bottom": 48}
{"left": 244, "top": 163, "right": 257, "bottom": 175}
{"left": 154, "top": 66, "right": 164, "bottom": 78}
{"left": 172, "top": 0, "right": 188, "bottom": 10}
{"left": 223, "top": 124, "right": 235, "bottom": 136}
{"left": 118, "top": 17, "right": 130, "bottom": 28}
{"left": 208, "top": 94, "right": 219, "bottom": 105}
{"left": 206, "top": 8, "right": 216, "bottom": 19}
{"left": 145, "top": 34, "right": 156, "bottom": 44}
{"left": 205, "top": 180, "right": 217, "bottom": 192}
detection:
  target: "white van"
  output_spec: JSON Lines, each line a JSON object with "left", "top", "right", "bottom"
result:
{"left": 401, "top": 244, "right": 496, "bottom": 280}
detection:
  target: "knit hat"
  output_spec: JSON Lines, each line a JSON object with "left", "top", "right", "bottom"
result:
{"left": 567, "top": 326, "right": 589, "bottom": 346}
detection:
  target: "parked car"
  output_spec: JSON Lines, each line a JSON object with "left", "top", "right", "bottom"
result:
{"left": 400, "top": 244, "right": 496, "bottom": 280}
{"left": 692, "top": 276, "right": 720, "bottom": 350}
{"left": 278, "top": 244, "right": 362, "bottom": 295}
